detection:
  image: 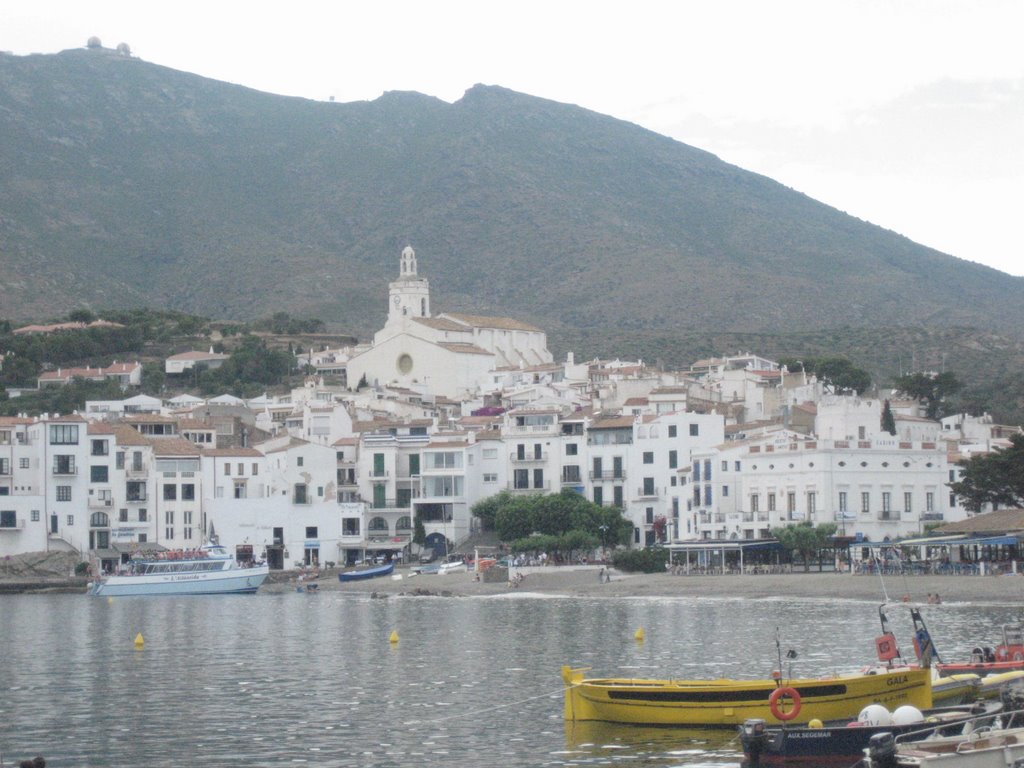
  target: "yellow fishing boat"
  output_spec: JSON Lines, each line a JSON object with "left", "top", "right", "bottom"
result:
{"left": 561, "top": 665, "right": 933, "bottom": 727}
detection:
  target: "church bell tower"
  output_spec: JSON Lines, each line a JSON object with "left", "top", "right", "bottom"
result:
{"left": 388, "top": 245, "right": 431, "bottom": 323}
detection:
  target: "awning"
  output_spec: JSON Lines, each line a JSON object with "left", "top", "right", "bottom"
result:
{"left": 896, "top": 534, "right": 1021, "bottom": 548}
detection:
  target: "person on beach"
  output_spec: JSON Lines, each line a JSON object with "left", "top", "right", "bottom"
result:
{"left": 599, "top": 567, "right": 605, "bottom": 583}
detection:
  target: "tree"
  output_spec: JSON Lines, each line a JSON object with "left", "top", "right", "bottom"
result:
{"left": 779, "top": 356, "right": 872, "bottom": 394}
{"left": 949, "top": 433, "right": 1024, "bottom": 513}
{"left": 771, "top": 522, "right": 838, "bottom": 572}
{"left": 881, "top": 399, "right": 896, "bottom": 435}
{"left": 471, "top": 490, "right": 512, "bottom": 531}
{"left": 893, "top": 371, "right": 963, "bottom": 419}
{"left": 481, "top": 489, "right": 631, "bottom": 548}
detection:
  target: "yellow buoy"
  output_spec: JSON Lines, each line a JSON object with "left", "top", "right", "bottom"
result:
{"left": 634, "top": 628, "right": 645, "bottom": 642}
{"left": 133, "top": 632, "right": 144, "bottom": 649}
{"left": 107, "top": 597, "right": 113, "bottom": 604}
{"left": 389, "top": 630, "right": 399, "bottom": 644}
{"left": 808, "top": 718, "right": 823, "bottom": 729}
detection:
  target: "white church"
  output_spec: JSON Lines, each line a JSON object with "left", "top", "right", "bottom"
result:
{"left": 346, "top": 246, "right": 554, "bottom": 399}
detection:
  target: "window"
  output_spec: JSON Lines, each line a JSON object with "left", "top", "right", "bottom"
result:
{"left": 613, "top": 485, "right": 623, "bottom": 507}
{"left": 20, "top": 458, "right": 29, "bottom": 469}
{"left": 839, "top": 492, "right": 847, "bottom": 513}
{"left": 139, "top": 509, "right": 147, "bottom": 522}
{"left": 483, "top": 448, "right": 498, "bottom": 459}
{"left": 163, "top": 485, "right": 177, "bottom": 501}
{"left": 768, "top": 493, "right": 776, "bottom": 512}
{"left": 483, "top": 473, "right": 497, "bottom": 483}
{"left": 165, "top": 527, "right": 174, "bottom": 540}
{"left": 735, "top": 461, "right": 741, "bottom": 471}
{"left": 861, "top": 492, "right": 871, "bottom": 514}
{"left": 689, "top": 424, "right": 699, "bottom": 436}
{"left": 670, "top": 476, "right": 677, "bottom": 486}
{"left": 926, "top": 492, "right": 935, "bottom": 512}
{"left": 643, "top": 452, "right": 654, "bottom": 464}
{"left": 138, "top": 533, "right": 147, "bottom": 543}
{"left": 56, "top": 486, "right": 71, "bottom": 502}
{"left": 318, "top": 486, "right": 324, "bottom": 497}
{"left": 0, "top": 510, "right": 15, "bottom": 528}
{"left": 90, "top": 466, "right": 109, "bottom": 483}
{"left": 91, "top": 439, "right": 109, "bottom": 456}
{"left": 593, "top": 487, "right": 603, "bottom": 506}
{"left": 643, "top": 477, "right": 655, "bottom": 495}
{"left": 115, "top": 452, "right": 124, "bottom": 470}
{"left": 131, "top": 452, "right": 143, "bottom": 472}
{"left": 224, "top": 463, "right": 230, "bottom": 476}
{"left": 165, "top": 510, "right": 174, "bottom": 525}
{"left": 513, "top": 469, "right": 529, "bottom": 489}
{"left": 294, "top": 484, "right": 308, "bottom": 504}
{"left": 693, "top": 462, "right": 701, "bottom": 482}
{"left": 53, "top": 455, "right": 75, "bottom": 475}
{"left": 31, "top": 510, "right": 40, "bottom": 522}
{"left": 750, "top": 495, "right": 759, "bottom": 512}
{"left": 787, "top": 492, "right": 796, "bottom": 514}
{"left": 882, "top": 492, "right": 891, "bottom": 513}
{"left": 904, "top": 492, "right": 912, "bottom": 514}
{"left": 949, "top": 493, "right": 957, "bottom": 508}
{"left": 668, "top": 450, "right": 678, "bottom": 469}
{"left": 297, "top": 456, "right": 304, "bottom": 467}
{"left": 305, "top": 526, "right": 318, "bottom": 539}
{"left": 533, "top": 469, "right": 544, "bottom": 488}
{"left": 948, "top": 469, "right": 956, "bottom": 482}
{"left": 703, "top": 459, "right": 712, "bottom": 480}
{"left": 49, "top": 425, "right": 79, "bottom": 445}
{"left": 565, "top": 443, "right": 579, "bottom": 457}
{"left": 722, "top": 485, "right": 729, "bottom": 497}
{"left": 704, "top": 485, "right": 712, "bottom": 506}
{"left": 238, "top": 462, "right": 244, "bottom": 475}
{"left": 721, "top": 460, "right": 728, "bottom": 472}
{"left": 182, "top": 484, "right": 195, "bottom": 501}
{"left": 645, "top": 506, "right": 654, "bottom": 524}
{"left": 119, "top": 508, "right": 128, "bottom": 522}
{"left": 807, "top": 491, "right": 816, "bottom": 515}
{"left": 252, "top": 463, "right": 259, "bottom": 475}
{"left": 668, "top": 425, "right": 677, "bottom": 438}
{"left": 66, "top": 515, "right": 74, "bottom": 526}
{"left": 858, "top": 426, "right": 866, "bottom": 440}
{"left": 184, "top": 526, "right": 193, "bottom": 540}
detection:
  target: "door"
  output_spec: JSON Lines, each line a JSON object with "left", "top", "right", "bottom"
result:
{"left": 613, "top": 456, "right": 623, "bottom": 479}
{"left": 373, "top": 484, "right": 386, "bottom": 509}
{"left": 50, "top": 514, "right": 58, "bottom": 534}
{"left": 373, "top": 453, "right": 385, "bottom": 477}
{"left": 408, "top": 454, "right": 420, "bottom": 477}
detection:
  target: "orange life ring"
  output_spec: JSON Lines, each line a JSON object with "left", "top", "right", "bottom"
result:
{"left": 769, "top": 686, "right": 802, "bottom": 721}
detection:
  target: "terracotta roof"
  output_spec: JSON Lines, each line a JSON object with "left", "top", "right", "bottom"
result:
{"left": 441, "top": 312, "right": 541, "bottom": 332}
{"left": 0, "top": 416, "right": 33, "bottom": 426}
{"left": 204, "top": 447, "right": 264, "bottom": 457}
{"left": 589, "top": 416, "right": 635, "bottom": 429}
{"left": 425, "top": 441, "right": 468, "bottom": 449}
{"left": 932, "top": 509, "right": 1024, "bottom": 536}
{"left": 623, "top": 397, "right": 649, "bottom": 406}
{"left": 87, "top": 423, "right": 118, "bottom": 434}
{"left": 437, "top": 342, "right": 493, "bottom": 356}
{"left": 123, "top": 414, "right": 177, "bottom": 424}
{"left": 412, "top": 316, "right": 470, "bottom": 332}
{"left": 176, "top": 418, "right": 213, "bottom": 430}
{"left": 332, "top": 437, "right": 359, "bottom": 446}
{"left": 152, "top": 438, "right": 202, "bottom": 456}
{"left": 46, "top": 413, "right": 87, "bottom": 422}
{"left": 111, "top": 424, "right": 151, "bottom": 446}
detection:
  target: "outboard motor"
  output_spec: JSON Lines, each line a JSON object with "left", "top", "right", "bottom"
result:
{"left": 1001, "top": 682, "right": 1024, "bottom": 727}
{"left": 984, "top": 646, "right": 997, "bottom": 663}
{"left": 740, "top": 718, "right": 768, "bottom": 768}
{"left": 865, "top": 732, "right": 898, "bottom": 768}
{"left": 972, "top": 647, "right": 985, "bottom": 663}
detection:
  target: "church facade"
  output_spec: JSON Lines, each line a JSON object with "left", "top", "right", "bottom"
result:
{"left": 346, "top": 247, "right": 553, "bottom": 399}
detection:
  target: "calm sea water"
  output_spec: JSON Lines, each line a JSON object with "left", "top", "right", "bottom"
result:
{"left": 1, "top": 588, "right": 1021, "bottom": 767}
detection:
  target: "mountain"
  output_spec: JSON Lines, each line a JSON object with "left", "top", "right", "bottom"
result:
{"left": 2, "top": 47, "right": 1023, "bottom": 369}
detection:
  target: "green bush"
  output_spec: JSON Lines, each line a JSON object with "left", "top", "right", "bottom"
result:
{"left": 612, "top": 547, "right": 669, "bottom": 573}
{"left": 74, "top": 561, "right": 91, "bottom": 576}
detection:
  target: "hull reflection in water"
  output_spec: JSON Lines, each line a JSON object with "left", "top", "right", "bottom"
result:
{"left": 564, "top": 719, "right": 741, "bottom": 764}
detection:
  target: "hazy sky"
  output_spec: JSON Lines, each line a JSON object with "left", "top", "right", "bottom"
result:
{"left": 4, "top": 1, "right": 1022, "bottom": 276}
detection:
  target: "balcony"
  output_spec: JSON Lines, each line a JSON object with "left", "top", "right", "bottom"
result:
{"left": 921, "top": 512, "right": 945, "bottom": 521}
{"left": 370, "top": 498, "right": 415, "bottom": 511}
{"left": 589, "top": 471, "right": 626, "bottom": 481}
{"left": 636, "top": 486, "right": 658, "bottom": 499}
{"left": 125, "top": 466, "right": 148, "bottom": 478}
{"left": 0, "top": 465, "right": 10, "bottom": 476}
{"left": 89, "top": 496, "right": 114, "bottom": 510}
{"left": 336, "top": 472, "right": 357, "bottom": 487}
{"left": 560, "top": 471, "right": 583, "bottom": 485}
{"left": 0, "top": 518, "right": 26, "bottom": 531}
{"left": 52, "top": 465, "right": 77, "bottom": 476}
{"left": 510, "top": 482, "right": 551, "bottom": 493}
{"left": 367, "top": 470, "right": 390, "bottom": 479}
{"left": 125, "top": 494, "right": 148, "bottom": 504}
{"left": 510, "top": 452, "right": 548, "bottom": 463}
{"left": 877, "top": 511, "right": 901, "bottom": 522}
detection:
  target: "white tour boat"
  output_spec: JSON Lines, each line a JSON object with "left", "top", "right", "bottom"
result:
{"left": 88, "top": 543, "right": 269, "bottom": 596}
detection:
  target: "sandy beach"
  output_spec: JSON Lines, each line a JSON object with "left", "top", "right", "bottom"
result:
{"left": 267, "top": 564, "right": 1024, "bottom": 605}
